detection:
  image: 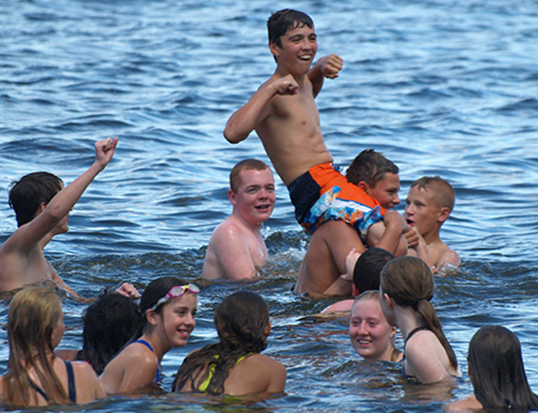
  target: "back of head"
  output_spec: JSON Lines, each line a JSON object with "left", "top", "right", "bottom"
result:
{"left": 174, "top": 291, "right": 270, "bottom": 395}
{"left": 469, "top": 325, "right": 538, "bottom": 410}
{"left": 229, "top": 158, "right": 270, "bottom": 193}
{"left": 9, "top": 172, "right": 63, "bottom": 227}
{"left": 7, "top": 287, "right": 67, "bottom": 405}
{"left": 267, "top": 9, "right": 314, "bottom": 47}
{"left": 214, "top": 291, "right": 269, "bottom": 353}
{"left": 353, "top": 248, "right": 394, "bottom": 293}
{"left": 411, "top": 176, "right": 455, "bottom": 212}
{"left": 380, "top": 256, "right": 458, "bottom": 370}
{"left": 346, "top": 149, "right": 399, "bottom": 187}
{"left": 80, "top": 292, "right": 140, "bottom": 374}
{"left": 8, "top": 287, "right": 61, "bottom": 357}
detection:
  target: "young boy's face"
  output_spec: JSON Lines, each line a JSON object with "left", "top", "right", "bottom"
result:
{"left": 271, "top": 23, "right": 317, "bottom": 72}
{"left": 229, "top": 168, "right": 276, "bottom": 225}
{"left": 404, "top": 186, "right": 441, "bottom": 236}
{"left": 365, "top": 172, "right": 400, "bottom": 210}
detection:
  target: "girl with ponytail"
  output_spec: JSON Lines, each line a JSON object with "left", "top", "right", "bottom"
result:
{"left": 173, "top": 291, "right": 286, "bottom": 396}
{"left": 379, "top": 256, "right": 460, "bottom": 384}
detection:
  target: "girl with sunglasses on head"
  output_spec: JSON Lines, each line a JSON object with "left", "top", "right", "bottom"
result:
{"left": 380, "top": 256, "right": 460, "bottom": 384}
{"left": 173, "top": 291, "right": 286, "bottom": 396}
{"left": 100, "top": 277, "right": 198, "bottom": 395}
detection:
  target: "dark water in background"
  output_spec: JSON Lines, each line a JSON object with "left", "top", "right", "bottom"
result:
{"left": 1, "top": 0, "right": 538, "bottom": 411}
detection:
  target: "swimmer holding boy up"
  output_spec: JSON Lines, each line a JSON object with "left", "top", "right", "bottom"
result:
{"left": 225, "top": 9, "right": 407, "bottom": 254}
{"left": 0, "top": 137, "right": 138, "bottom": 299}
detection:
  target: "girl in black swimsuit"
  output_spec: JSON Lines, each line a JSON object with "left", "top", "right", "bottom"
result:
{"left": 379, "top": 256, "right": 460, "bottom": 384}
{"left": 0, "top": 287, "right": 104, "bottom": 406}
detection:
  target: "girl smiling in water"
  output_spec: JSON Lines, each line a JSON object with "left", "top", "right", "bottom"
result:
{"left": 349, "top": 291, "right": 402, "bottom": 362}
{"left": 100, "top": 277, "right": 198, "bottom": 394}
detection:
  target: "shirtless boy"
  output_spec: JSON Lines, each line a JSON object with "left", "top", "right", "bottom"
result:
{"left": 202, "top": 159, "right": 275, "bottom": 280}
{"left": 224, "top": 10, "right": 398, "bottom": 247}
{"left": 0, "top": 138, "right": 137, "bottom": 299}
{"left": 294, "top": 150, "right": 411, "bottom": 295}
{"left": 405, "top": 176, "right": 461, "bottom": 273}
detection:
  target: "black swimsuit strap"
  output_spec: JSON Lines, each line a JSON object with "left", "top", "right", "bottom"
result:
{"left": 29, "top": 380, "right": 49, "bottom": 402}
{"left": 404, "top": 325, "right": 430, "bottom": 346}
{"left": 64, "top": 360, "right": 76, "bottom": 403}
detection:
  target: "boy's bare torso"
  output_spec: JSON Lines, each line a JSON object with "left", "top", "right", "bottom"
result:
{"left": 255, "top": 73, "right": 333, "bottom": 187}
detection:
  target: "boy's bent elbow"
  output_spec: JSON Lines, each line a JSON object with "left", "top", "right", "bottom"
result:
{"left": 223, "top": 126, "right": 248, "bottom": 144}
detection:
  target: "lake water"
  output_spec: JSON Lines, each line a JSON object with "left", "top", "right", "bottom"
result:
{"left": 1, "top": 0, "right": 538, "bottom": 411}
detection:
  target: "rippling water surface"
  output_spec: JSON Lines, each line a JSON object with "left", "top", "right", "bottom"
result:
{"left": 1, "top": 0, "right": 538, "bottom": 411}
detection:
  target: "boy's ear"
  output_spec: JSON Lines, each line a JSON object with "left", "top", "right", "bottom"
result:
{"left": 357, "top": 181, "right": 369, "bottom": 193}
{"left": 269, "top": 41, "right": 280, "bottom": 59}
{"left": 352, "top": 284, "right": 359, "bottom": 297}
{"left": 228, "top": 189, "right": 237, "bottom": 205}
{"left": 437, "top": 206, "right": 450, "bottom": 223}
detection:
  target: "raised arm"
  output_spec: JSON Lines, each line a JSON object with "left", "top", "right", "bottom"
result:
{"left": 307, "top": 54, "right": 343, "bottom": 97}
{"left": 9, "top": 137, "right": 119, "bottom": 253}
{"left": 223, "top": 75, "right": 298, "bottom": 143}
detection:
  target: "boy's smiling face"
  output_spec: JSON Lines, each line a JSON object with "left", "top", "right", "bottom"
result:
{"left": 270, "top": 23, "right": 317, "bottom": 73}
{"left": 363, "top": 172, "right": 401, "bottom": 210}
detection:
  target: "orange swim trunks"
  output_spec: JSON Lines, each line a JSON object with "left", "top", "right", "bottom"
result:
{"left": 288, "top": 163, "right": 385, "bottom": 242}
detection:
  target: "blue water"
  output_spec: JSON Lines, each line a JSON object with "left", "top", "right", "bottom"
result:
{"left": 1, "top": 0, "right": 538, "bottom": 411}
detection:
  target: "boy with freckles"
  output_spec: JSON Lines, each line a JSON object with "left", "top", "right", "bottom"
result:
{"left": 202, "top": 159, "right": 276, "bottom": 280}
{"left": 224, "top": 10, "right": 407, "bottom": 262}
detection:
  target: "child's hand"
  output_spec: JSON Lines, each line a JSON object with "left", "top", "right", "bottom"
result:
{"left": 404, "top": 226, "right": 420, "bottom": 249}
{"left": 317, "top": 54, "right": 343, "bottom": 79}
{"left": 272, "top": 74, "right": 299, "bottom": 95}
{"left": 343, "top": 248, "right": 361, "bottom": 282}
{"left": 116, "top": 282, "right": 141, "bottom": 299}
{"left": 95, "top": 137, "right": 119, "bottom": 168}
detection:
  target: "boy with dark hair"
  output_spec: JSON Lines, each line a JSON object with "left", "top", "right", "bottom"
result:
{"left": 294, "top": 150, "right": 414, "bottom": 295}
{"left": 405, "top": 176, "right": 461, "bottom": 272}
{"left": 0, "top": 138, "right": 138, "bottom": 299}
{"left": 224, "top": 10, "right": 405, "bottom": 252}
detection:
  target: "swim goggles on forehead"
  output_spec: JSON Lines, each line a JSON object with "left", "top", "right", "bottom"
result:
{"left": 151, "top": 284, "right": 200, "bottom": 311}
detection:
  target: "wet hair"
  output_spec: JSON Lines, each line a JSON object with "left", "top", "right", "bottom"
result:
{"left": 5, "top": 287, "right": 71, "bottom": 406}
{"left": 353, "top": 248, "right": 394, "bottom": 293}
{"left": 410, "top": 176, "right": 455, "bottom": 212}
{"left": 350, "top": 290, "right": 401, "bottom": 362}
{"left": 380, "top": 256, "right": 458, "bottom": 370}
{"left": 468, "top": 325, "right": 538, "bottom": 410}
{"left": 8, "top": 172, "right": 63, "bottom": 227}
{"left": 267, "top": 9, "right": 314, "bottom": 47}
{"left": 78, "top": 292, "right": 140, "bottom": 375}
{"left": 229, "top": 158, "right": 271, "bottom": 193}
{"left": 346, "top": 149, "right": 399, "bottom": 187}
{"left": 173, "top": 291, "right": 270, "bottom": 395}
{"left": 133, "top": 276, "right": 191, "bottom": 340}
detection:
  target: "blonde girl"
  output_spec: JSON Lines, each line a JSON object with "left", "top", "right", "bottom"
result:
{"left": 349, "top": 290, "right": 402, "bottom": 362}
{"left": 0, "top": 287, "right": 104, "bottom": 406}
